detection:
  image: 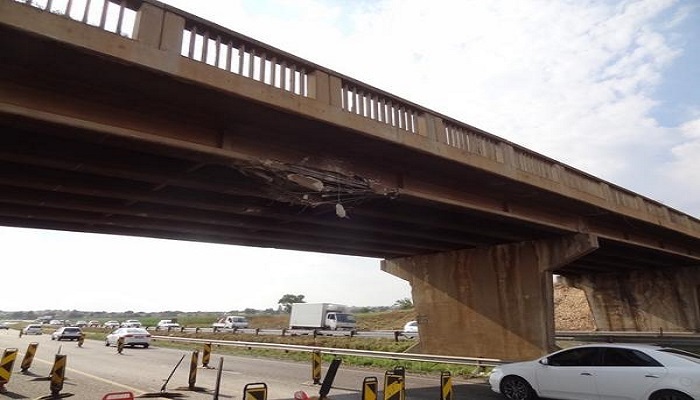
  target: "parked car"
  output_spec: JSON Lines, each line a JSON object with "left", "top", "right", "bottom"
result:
{"left": 489, "top": 343, "right": 700, "bottom": 400}
{"left": 105, "top": 327, "right": 151, "bottom": 348}
{"left": 0, "top": 322, "right": 9, "bottom": 330}
{"left": 103, "top": 320, "right": 121, "bottom": 329}
{"left": 88, "top": 320, "right": 101, "bottom": 327}
{"left": 23, "top": 324, "right": 43, "bottom": 335}
{"left": 75, "top": 320, "right": 88, "bottom": 327}
{"left": 51, "top": 326, "right": 83, "bottom": 341}
{"left": 121, "top": 319, "right": 142, "bottom": 328}
{"left": 157, "top": 319, "right": 180, "bottom": 329}
{"left": 403, "top": 320, "right": 418, "bottom": 333}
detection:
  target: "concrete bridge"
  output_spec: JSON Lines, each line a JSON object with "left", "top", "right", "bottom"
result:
{"left": 2, "top": 0, "right": 700, "bottom": 361}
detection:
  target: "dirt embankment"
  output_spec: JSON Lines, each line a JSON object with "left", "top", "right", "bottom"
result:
{"left": 553, "top": 282, "right": 595, "bottom": 330}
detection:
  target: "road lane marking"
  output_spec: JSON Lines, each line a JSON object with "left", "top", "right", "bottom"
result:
{"left": 20, "top": 355, "right": 146, "bottom": 395}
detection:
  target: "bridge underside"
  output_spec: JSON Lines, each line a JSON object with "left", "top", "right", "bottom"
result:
{"left": 2, "top": 0, "right": 700, "bottom": 361}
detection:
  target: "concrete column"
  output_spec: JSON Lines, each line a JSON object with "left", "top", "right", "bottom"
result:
{"left": 133, "top": 3, "right": 164, "bottom": 48}
{"left": 307, "top": 71, "right": 330, "bottom": 103}
{"left": 382, "top": 234, "right": 598, "bottom": 361}
{"left": 565, "top": 267, "right": 700, "bottom": 332}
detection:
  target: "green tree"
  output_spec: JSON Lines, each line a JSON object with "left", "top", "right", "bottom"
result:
{"left": 393, "top": 298, "right": 413, "bottom": 310}
{"left": 278, "top": 294, "right": 305, "bottom": 313}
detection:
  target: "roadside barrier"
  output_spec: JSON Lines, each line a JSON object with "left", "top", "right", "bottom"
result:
{"left": 362, "top": 376, "right": 378, "bottom": 400}
{"left": 243, "top": 382, "right": 267, "bottom": 400}
{"left": 440, "top": 371, "right": 453, "bottom": 400}
{"left": 311, "top": 350, "right": 322, "bottom": 384}
{"left": 45, "top": 354, "right": 68, "bottom": 398}
{"left": 0, "top": 348, "right": 18, "bottom": 392}
{"left": 117, "top": 337, "right": 124, "bottom": 354}
{"left": 202, "top": 343, "right": 212, "bottom": 368}
{"left": 175, "top": 350, "right": 206, "bottom": 392}
{"left": 319, "top": 358, "right": 341, "bottom": 400}
{"left": 383, "top": 368, "right": 405, "bottom": 400}
{"left": 20, "top": 342, "right": 39, "bottom": 372}
{"left": 212, "top": 357, "right": 224, "bottom": 400}
{"left": 188, "top": 350, "right": 198, "bottom": 389}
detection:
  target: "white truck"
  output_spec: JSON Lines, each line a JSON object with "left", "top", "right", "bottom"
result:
{"left": 211, "top": 315, "right": 249, "bottom": 329}
{"left": 288, "top": 303, "right": 356, "bottom": 330}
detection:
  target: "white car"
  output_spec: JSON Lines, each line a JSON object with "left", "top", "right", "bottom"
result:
{"left": 403, "top": 320, "right": 418, "bottom": 333}
{"left": 489, "top": 343, "right": 700, "bottom": 400}
{"left": 157, "top": 320, "right": 181, "bottom": 329}
{"left": 121, "top": 320, "right": 142, "bottom": 328}
{"left": 105, "top": 327, "right": 151, "bottom": 348}
{"left": 103, "top": 320, "right": 121, "bottom": 329}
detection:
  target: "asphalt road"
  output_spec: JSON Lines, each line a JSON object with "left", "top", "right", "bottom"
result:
{"left": 0, "top": 329, "right": 502, "bottom": 399}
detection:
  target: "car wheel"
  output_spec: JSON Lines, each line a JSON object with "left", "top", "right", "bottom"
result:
{"left": 500, "top": 376, "right": 536, "bottom": 400}
{"left": 143, "top": 344, "right": 149, "bottom": 348}
{"left": 105, "top": 340, "right": 110, "bottom": 346}
{"left": 650, "top": 390, "right": 693, "bottom": 400}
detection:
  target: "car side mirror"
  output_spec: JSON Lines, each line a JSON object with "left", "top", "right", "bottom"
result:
{"left": 539, "top": 358, "right": 549, "bottom": 366}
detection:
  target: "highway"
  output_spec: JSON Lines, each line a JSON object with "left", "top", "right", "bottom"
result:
{"left": 0, "top": 329, "right": 500, "bottom": 399}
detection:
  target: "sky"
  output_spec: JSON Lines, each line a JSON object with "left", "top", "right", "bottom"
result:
{"left": 1, "top": 0, "right": 699, "bottom": 313}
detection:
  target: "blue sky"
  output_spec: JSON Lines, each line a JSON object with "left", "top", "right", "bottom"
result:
{"left": 2, "top": 0, "right": 698, "bottom": 312}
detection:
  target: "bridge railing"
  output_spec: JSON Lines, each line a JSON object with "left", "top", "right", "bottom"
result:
{"left": 11, "top": 0, "right": 698, "bottom": 236}
{"left": 179, "top": 13, "right": 313, "bottom": 96}
{"left": 15, "top": 0, "right": 137, "bottom": 37}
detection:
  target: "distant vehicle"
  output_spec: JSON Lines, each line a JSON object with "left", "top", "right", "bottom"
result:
{"left": 49, "top": 319, "right": 63, "bottom": 326}
{"left": 157, "top": 319, "right": 181, "bottom": 329}
{"left": 489, "top": 343, "right": 700, "bottom": 400}
{"left": 212, "top": 315, "right": 249, "bottom": 329}
{"left": 23, "top": 324, "right": 43, "bottom": 335}
{"left": 88, "top": 320, "right": 101, "bottom": 327}
{"left": 105, "top": 327, "right": 151, "bottom": 348}
{"left": 51, "top": 326, "right": 82, "bottom": 341}
{"left": 0, "top": 322, "right": 9, "bottom": 330}
{"left": 103, "top": 320, "right": 121, "bottom": 329}
{"left": 121, "top": 319, "right": 142, "bottom": 328}
{"left": 289, "top": 303, "right": 356, "bottom": 330}
{"left": 403, "top": 320, "right": 418, "bottom": 333}
{"left": 75, "top": 320, "right": 88, "bottom": 327}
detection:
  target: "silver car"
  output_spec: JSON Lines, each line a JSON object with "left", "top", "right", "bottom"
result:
{"left": 22, "top": 324, "right": 43, "bottom": 335}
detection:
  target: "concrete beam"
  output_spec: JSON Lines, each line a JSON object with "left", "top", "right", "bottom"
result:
{"left": 566, "top": 267, "right": 700, "bottom": 332}
{"left": 382, "top": 233, "right": 598, "bottom": 361}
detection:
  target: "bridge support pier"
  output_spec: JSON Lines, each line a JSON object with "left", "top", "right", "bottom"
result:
{"left": 565, "top": 267, "right": 700, "bottom": 332}
{"left": 382, "top": 233, "right": 598, "bottom": 361}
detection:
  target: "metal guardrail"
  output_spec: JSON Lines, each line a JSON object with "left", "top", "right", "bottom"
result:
{"left": 151, "top": 335, "right": 504, "bottom": 369}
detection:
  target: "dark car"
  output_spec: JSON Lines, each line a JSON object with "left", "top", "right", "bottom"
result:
{"left": 51, "top": 326, "right": 83, "bottom": 341}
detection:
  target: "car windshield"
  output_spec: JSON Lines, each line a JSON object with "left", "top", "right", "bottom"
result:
{"left": 659, "top": 348, "right": 700, "bottom": 364}
{"left": 64, "top": 328, "right": 80, "bottom": 332}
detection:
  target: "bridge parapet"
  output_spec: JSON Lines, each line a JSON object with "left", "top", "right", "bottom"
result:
{"left": 7, "top": 0, "right": 700, "bottom": 239}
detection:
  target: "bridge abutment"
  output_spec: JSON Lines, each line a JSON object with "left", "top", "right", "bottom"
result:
{"left": 565, "top": 268, "right": 700, "bottom": 332}
{"left": 382, "top": 233, "right": 598, "bottom": 361}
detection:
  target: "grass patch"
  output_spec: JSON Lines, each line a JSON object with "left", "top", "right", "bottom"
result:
{"left": 147, "top": 331, "right": 489, "bottom": 378}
